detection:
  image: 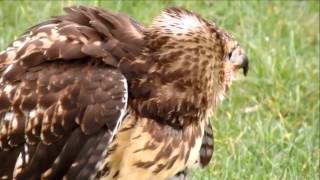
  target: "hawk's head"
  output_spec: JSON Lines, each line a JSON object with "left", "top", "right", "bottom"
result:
{"left": 220, "top": 32, "right": 249, "bottom": 94}
{"left": 130, "top": 7, "right": 249, "bottom": 125}
{"left": 225, "top": 41, "right": 249, "bottom": 76}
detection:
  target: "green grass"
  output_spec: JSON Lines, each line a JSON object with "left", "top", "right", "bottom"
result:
{"left": 0, "top": 0, "right": 319, "bottom": 179}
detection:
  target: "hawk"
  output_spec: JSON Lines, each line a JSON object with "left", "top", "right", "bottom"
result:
{"left": 0, "top": 6, "right": 248, "bottom": 180}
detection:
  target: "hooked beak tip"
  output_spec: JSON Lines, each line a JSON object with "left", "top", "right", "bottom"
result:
{"left": 242, "top": 56, "right": 249, "bottom": 76}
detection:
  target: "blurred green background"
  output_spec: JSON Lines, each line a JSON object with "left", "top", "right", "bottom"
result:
{"left": 0, "top": 0, "right": 319, "bottom": 179}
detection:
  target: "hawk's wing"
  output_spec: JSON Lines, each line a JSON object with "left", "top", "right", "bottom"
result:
{"left": 0, "top": 6, "right": 143, "bottom": 179}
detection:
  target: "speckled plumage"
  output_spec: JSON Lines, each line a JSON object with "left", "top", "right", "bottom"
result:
{"left": 0, "top": 6, "right": 248, "bottom": 180}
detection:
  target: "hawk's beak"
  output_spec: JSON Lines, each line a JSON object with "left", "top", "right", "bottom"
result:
{"left": 234, "top": 55, "right": 249, "bottom": 76}
{"left": 241, "top": 55, "right": 249, "bottom": 76}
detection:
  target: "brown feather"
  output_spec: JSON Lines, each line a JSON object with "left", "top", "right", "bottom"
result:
{"left": 0, "top": 6, "right": 247, "bottom": 180}
{"left": 0, "top": 6, "right": 144, "bottom": 178}
{"left": 199, "top": 122, "right": 214, "bottom": 167}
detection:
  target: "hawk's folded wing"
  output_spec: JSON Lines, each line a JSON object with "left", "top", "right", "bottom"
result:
{"left": 0, "top": 6, "right": 143, "bottom": 179}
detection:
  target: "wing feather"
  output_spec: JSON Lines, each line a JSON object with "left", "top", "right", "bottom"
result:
{"left": 0, "top": 6, "right": 144, "bottom": 179}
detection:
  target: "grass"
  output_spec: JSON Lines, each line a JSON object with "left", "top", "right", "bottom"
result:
{"left": 0, "top": 0, "right": 319, "bottom": 179}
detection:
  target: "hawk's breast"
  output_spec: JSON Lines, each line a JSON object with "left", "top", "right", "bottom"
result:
{"left": 98, "top": 111, "right": 206, "bottom": 180}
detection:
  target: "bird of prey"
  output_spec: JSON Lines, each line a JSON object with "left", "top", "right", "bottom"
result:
{"left": 0, "top": 6, "right": 248, "bottom": 180}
